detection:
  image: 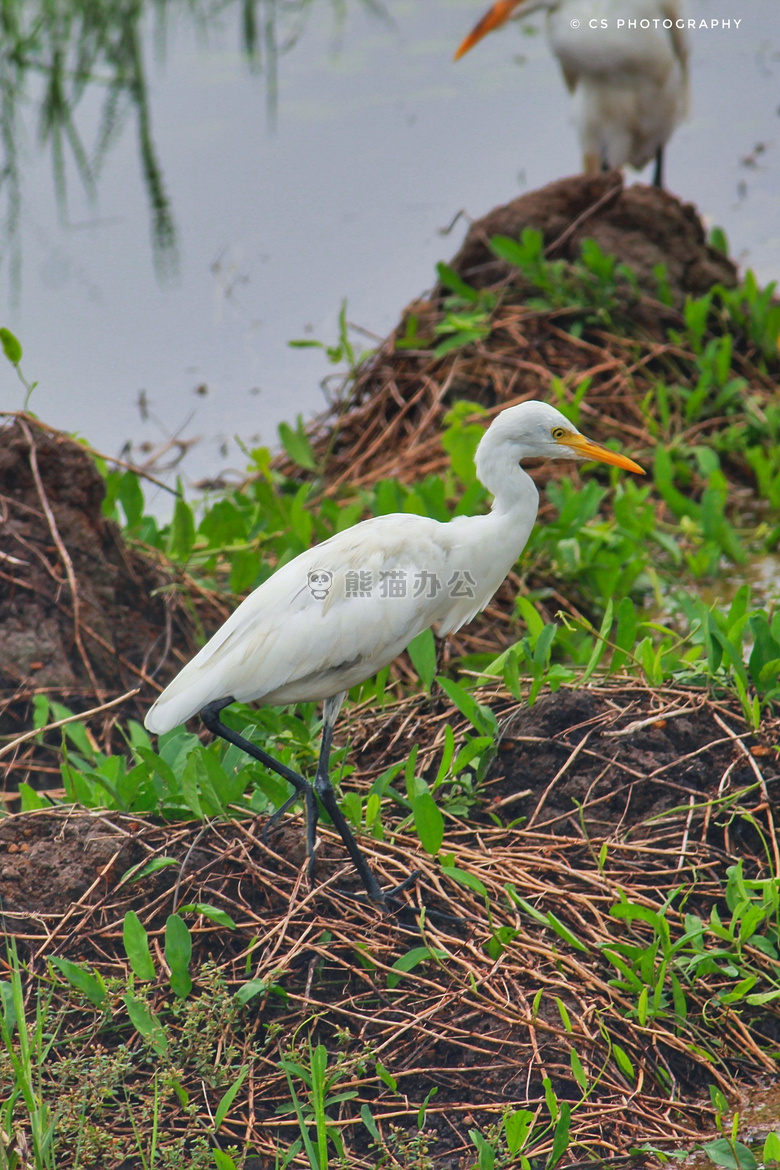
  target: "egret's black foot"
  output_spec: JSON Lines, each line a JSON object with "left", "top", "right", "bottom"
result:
{"left": 332, "top": 870, "right": 466, "bottom": 928}
{"left": 332, "top": 869, "right": 421, "bottom": 913}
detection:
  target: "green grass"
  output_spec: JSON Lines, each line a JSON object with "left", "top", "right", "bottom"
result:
{"left": 2, "top": 233, "right": 780, "bottom": 1167}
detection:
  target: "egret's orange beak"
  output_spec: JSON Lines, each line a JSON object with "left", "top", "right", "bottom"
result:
{"left": 558, "top": 432, "right": 645, "bottom": 474}
{"left": 454, "top": 0, "right": 527, "bottom": 60}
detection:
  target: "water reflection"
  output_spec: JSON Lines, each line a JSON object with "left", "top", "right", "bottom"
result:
{"left": 0, "top": 0, "right": 386, "bottom": 294}
{"left": 1, "top": 0, "right": 776, "bottom": 488}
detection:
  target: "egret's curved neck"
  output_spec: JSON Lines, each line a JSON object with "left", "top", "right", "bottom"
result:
{"left": 475, "top": 433, "right": 540, "bottom": 521}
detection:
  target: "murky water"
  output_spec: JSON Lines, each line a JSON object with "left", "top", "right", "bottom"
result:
{"left": 1, "top": 0, "right": 778, "bottom": 498}
{"left": 696, "top": 553, "right": 780, "bottom": 609}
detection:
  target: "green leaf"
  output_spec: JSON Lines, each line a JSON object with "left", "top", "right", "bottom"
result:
{"left": 436, "top": 676, "right": 497, "bottom": 736}
{"left": 440, "top": 400, "right": 487, "bottom": 484}
{"left": 547, "top": 1102, "right": 571, "bottom": 1168}
{"left": 124, "top": 993, "right": 168, "bottom": 1055}
{"left": 213, "top": 1151, "right": 239, "bottom": 1170}
{"left": 387, "top": 946, "right": 448, "bottom": 989}
{"left": 746, "top": 988, "right": 780, "bottom": 1005}
{"left": 19, "top": 783, "right": 50, "bottom": 811}
{"left": 556, "top": 998, "right": 572, "bottom": 1032}
{"left": 434, "top": 724, "right": 456, "bottom": 787}
{"left": 117, "top": 471, "right": 145, "bottom": 528}
{"left": 122, "top": 911, "right": 156, "bottom": 981}
{"left": 165, "top": 914, "right": 193, "bottom": 998}
{"left": 214, "top": 1064, "right": 249, "bottom": 1129}
{"left": 701, "top": 1139, "right": 757, "bottom": 1170}
{"left": 763, "top": 1132, "right": 780, "bottom": 1165}
{"left": 569, "top": 1047, "right": 588, "bottom": 1093}
{"left": 0, "top": 982, "right": 16, "bottom": 1034}
{"left": 375, "top": 1060, "right": 397, "bottom": 1091}
{"left": 581, "top": 599, "right": 613, "bottom": 682}
{"left": 436, "top": 262, "right": 481, "bottom": 302}
{"left": 180, "top": 753, "right": 204, "bottom": 818}
{"left": 469, "top": 1129, "right": 496, "bottom": 1170}
{"left": 361, "top": 1103, "right": 381, "bottom": 1141}
{"left": 278, "top": 415, "right": 316, "bottom": 471}
{"left": 234, "top": 979, "right": 269, "bottom": 1006}
{"left": 489, "top": 234, "right": 532, "bottom": 269}
{"left": 440, "top": 865, "right": 488, "bottom": 899}
{"left": 611, "top": 596, "right": 638, "bottom": 674}
{"left": 168, "top": 481, "right": 196, "bottom": 561}
{"left": 612, "top": 1043, "right": 635, "bottom": 1082}
{"left": 407, "top": 628, "right": 437, "bottom": 690}
{"left": 0, "top": 328, "right": 22, "bottom": 364}
{"left": 412, "top": 789, "right": 444, "bottom": 855}
{"left": 178, "top": 903, "right": 236, "bottom": 929}
{"left": 504, "top": 1109, "right": 534, "bottom": 1155}
{"left": 123, "top": 856, "right": 179, "bottom": 883}
{"left": 50, "top": 956, "right": 106, "bottom": 1007}
{"left": 547, "top": 913, "right": 587, "bottom": 952}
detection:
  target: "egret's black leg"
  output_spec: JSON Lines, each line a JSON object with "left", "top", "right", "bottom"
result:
{"left": 201, "top": 697, "right": 318, "bottom": 837}
{"left": 313, "top": 719, "right": 383, "bottom": 899}
{"left": 201, "top": 698, "right": 310, "bottom": 794}
{"left": 653, "top": 147, "right": 664, "bottom": 189}
{"left": 202, "top": 698, "right": 320, "bottom": 856}
{"left": 201, "top": 697, "right": 417, "bottom": 909}
{"left": 313, "top": 719, "right": 418, "bottom": 906}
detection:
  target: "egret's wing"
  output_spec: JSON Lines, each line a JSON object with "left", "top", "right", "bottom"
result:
{"left": 144, "top": 515, "right": 458, "bottom": 732}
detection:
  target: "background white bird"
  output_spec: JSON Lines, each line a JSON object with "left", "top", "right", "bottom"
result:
{"left": 455, "top": 0, "right": 689, "bottom": 188}
{"left": 145, "top": 401, "right": 644, "bottom": 905}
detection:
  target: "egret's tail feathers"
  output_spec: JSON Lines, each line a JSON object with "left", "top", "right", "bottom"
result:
{"left": 144, "top": 670, "right": 225, "bottom": 735}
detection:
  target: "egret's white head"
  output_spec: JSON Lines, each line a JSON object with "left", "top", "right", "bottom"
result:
{"left": 474, "top": 399, "right": 644, "bottom": 504}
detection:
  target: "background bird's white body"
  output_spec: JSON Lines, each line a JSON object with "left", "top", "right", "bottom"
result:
{"left": 457, "top": 0, "right": 689, "bottom": 179}
{"left": 548, "top": 0, "right": 689, "bottom": 172}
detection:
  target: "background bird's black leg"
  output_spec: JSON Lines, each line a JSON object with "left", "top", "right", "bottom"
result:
{"left": 653, "top": 146, "right": 664, "bottom": 188}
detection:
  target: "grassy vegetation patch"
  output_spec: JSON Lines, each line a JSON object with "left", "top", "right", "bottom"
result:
{"left": 1, "top": 176, "right": 780, "bottom": 1166}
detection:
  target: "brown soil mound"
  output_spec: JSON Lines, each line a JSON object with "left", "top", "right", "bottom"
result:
{"left": 0, "top": 415, "right": 228, "bottom": 791}
{"left": 275, "top": 171, "right": 771, "bottom": 497}
{"left": 265, "top": 172, "right": 776, "bottom": 670}
{"left": 450, "top": 170, "right": 736, "bottom": 302}
{"left": 2, "top": 684, "right": 777, "bottom": 1166}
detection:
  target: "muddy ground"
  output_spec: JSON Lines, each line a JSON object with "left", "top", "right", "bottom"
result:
{"left": 0, "top": 684, "right": 778, "bottom": 1167}
{"left": 0, "top": 416, "right": 229, "bottom": 790}
{"left": 0, "top": 172, "right": 779, "bottom": 1166}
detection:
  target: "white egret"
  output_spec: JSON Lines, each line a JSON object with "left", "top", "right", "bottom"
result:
{"left": 145, "top": 400, "right": 644, "bottom": 906}
{"left": 455, "top": 0, "right": 689, "bottom": 188}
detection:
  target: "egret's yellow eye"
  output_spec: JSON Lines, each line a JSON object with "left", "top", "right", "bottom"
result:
{"left": 551, "top": 427, "right": 567, "bottom": 440}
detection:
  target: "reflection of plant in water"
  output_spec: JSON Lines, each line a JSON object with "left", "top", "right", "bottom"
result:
{"left": 0, "top": 0, "right": 388, "bottom": 297}
{"left": 245, "top": 0, "right": 391, "bottom": 122}
{"left": 0, "top": 0, "right": 179, "bottom": 292}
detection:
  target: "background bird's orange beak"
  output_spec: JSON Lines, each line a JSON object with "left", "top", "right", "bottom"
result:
{"left": 558, "top": 432, "right": 645, "bottom": 474}
{"left": 454, "top": 0, "right": 527, "bottom": 60}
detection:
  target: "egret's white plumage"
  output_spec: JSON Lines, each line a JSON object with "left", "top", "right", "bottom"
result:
{"left": 144, "top": 400, "right": 643, "bottom": 904}
{"left": 455, "top": 0, "right": 689, "bottom": 186}
{"left": 145, "top": 401, "right": 642, "bottom": 735}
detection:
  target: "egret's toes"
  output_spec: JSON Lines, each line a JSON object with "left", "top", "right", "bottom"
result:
{"left": 334, "top": 870, "right": 421, "bottom": 913}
